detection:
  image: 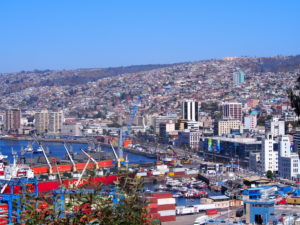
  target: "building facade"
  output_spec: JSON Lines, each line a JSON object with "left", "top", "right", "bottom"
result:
{"left": 233, "top": 71, "right": 245, "bottom": 85}
{"left": 35, "top": 110, "right": 63, "bottom": 135}
{"left": 260, "top": 134, "right": 278, "bottom": 173}
{"left": 214, "top": 119, "right": 243, "bottom": 136}
{"left": 181, "top": 100, "right": 199, "bottom": 121}
{"left": 4, "top": 109, "right": 21, "bottom": 132}
{"left": 222, "top": 102, "right": 242, "bottom": 121}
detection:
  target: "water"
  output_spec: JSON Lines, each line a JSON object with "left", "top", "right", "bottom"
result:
{"left": 0, "top": 139, "right": 156, "bottom": 164}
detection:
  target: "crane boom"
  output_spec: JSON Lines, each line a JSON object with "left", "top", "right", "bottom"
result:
{"left": 64, "top": 143, "right": 77, "bottom": 172}
{"left": 81, "top": 149, "right": 99, "bottom": 169}
{"left": 75, "top": 158, "right": 91, "bottom": 187}
{"left": 40, "top": 145, "right": 53, "bottom": 174}
{"left": 110, "top": 141, "right": 120, "bottom": 168}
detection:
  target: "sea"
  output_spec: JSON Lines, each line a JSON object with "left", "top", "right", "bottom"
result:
{"left": 0, "top": 139, "right": 156, "bottom": 164}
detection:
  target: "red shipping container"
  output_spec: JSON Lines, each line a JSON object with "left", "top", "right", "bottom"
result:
{"left": 146, "top": 197, "right": 157, "bottom": 203}
{"left": 147, "top": 203, "right": 158, "bottom": 209}
{"left": 0, "top": 216, "right": 7, "bottom": 225}
{"left": 149, "top": 208, "right": 158, "bottom": 214}
{"left": 150, "top": 213, "right": 160, "bottom": 219}
{"left": 206, "top": 209, "right": 218, "bottom": 215}
{"left": 174, "top": 171, "right": 185, "bottom": 176}
{"left": 160, "top": 215, "right": 176, "bottom": 222}
{"left": 157, "top": 204, "right": 175, "bottom": 211}
{"left": 151, "top": 192, "right": 173, "bottom": 198}
{"left": 0, "top": 205, "right": 8, "bottom": 213}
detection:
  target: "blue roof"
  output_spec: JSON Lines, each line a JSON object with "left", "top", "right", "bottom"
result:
{"left": 251, "top": 111, "right": 259, "bottom": 114}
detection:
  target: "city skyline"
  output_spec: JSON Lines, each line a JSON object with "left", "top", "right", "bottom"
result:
{"left": 1, "top": 0, "right": 300, "bottom": 73}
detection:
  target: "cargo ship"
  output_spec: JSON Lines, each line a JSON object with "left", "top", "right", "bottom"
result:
{"left": 0, "top": 143, "right": 119, "bottom": 192}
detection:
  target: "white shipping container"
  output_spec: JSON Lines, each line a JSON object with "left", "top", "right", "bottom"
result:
{"left": 152, "top": 171, "right": 165, "bottom": 176}
{"left": 172, "top": 168, "right": 186, "bottom": 172}
{"left": 136, "top": 172, "right": 147, "bottom": 177}
{"left": 158, "top": 210, "right": 176, "bottom": 217}
{"left": 176, "top": 204, "right": 215, "bottom": 215}
{"left": 186, "top": 170, "right": 199, "bottom": 175}
{"left": 156, "top": 165, "right": 168, "bottom": 170}
{"left": 157, "top": 198, "right": 176, "bottom": 205}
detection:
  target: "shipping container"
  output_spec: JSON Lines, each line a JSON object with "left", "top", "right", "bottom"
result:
{"left": 151, "top": 192, "right": 173, "bottom": 198}
{"left": 186, "top": 170, "right": 199, "bottom": 175}
{"left": 206, "top": 209, "right": 218, "bottom": 215}
{"left": 174, "top": 171, "right": 186, "bottom": 176}
{"left": 149, "top": 207, "right": 158, "bottom": 214}
{"left": 172, "top": 168, "right": 186, "bottom": 172}
{"left": 158, "top": 210, "right": 176, "bottom": 217}
{"left": 148, "top": 203, "right": 158, "bottom": 209}
{"left": 150, "top": 213, "right": 160, "bottom": 219}
{"left": 157, "top": 198, "right": 176, "bottom": 205}
{"left": 157, "top": 204, "right": 175, "bottom": 211}
{"left": 146, "top": 197, "right": 158, "bottom": 203}
{"left": 286, "top": 197, "right": 300, "bottom": 204}
{"left": 168, "top": 172, "right": 174, "bottom": 176}
{"left": 160, "top": 215, "right": 176, "bottom": 222}
{"left": 136, "top": 172, "right": 147, "bottom": 177}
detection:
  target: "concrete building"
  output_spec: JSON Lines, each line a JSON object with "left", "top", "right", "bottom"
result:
{"left": 260, "top": 134, "right": 278, "bottom": 173}
{"left": 4, "top": 109, "right": 21, "bottom": 133}
{"left": 61, "top": 123, "right": 83, "bottom": 137}
{"left": 278, "top": 135, "right": 300, "bottom": 180}
{"left": 177, "top": 130, "right": 202, "bottom": 149}
{"left": 222, "top": 102, "right": 242, "bottom": 121}
{"left": 265, "top": 117, "right": 285, "bottom": 137}
{"left": 244, "top": 114, "right": 257, "bottom": 130}
{"left": 233, "top": 71, "right": 245, "bottom": 85}
{"left": 153, "top": 115, "right": 177, "bottom": 134}
{"left": 202, "top": 136, "right": 261, "bottom": 159}
{"left": 214, "top": 119, "right": 243, "bottom": 136}
{"left": 35, "top": 110, "right": 63, "bottom": 135}
{"left": 181, "top": 100, "right": 199, "bottom": 121}
{"left": 249, "top": 152, "right": 261, "bottom": 172}
{"left": 293, "top": 131, "right": 300, "bottom": 154}
{"left": 159, "top": 121, "right": 175, "bottom": 143}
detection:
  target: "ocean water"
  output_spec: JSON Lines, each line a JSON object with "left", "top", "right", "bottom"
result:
{"left": 0, "top": 139, "right": 156, "bottom": 164}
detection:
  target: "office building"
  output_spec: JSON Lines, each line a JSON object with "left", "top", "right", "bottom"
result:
{"left": 35, "top": 110, "right": 63, "bottom": 135}
{"left": 222, "top": 102, "right": 242, "bottom": 121}
{"left": 153, "top": 115, "right": 177, "bottom": 134}
{"left": 244, "top": 114, "right": 257, "bottom": 130}
{"left": 233, "top": 71, "right": 245, "bottom": 85}
{"left": 4, "top": 109, "right": 21, "bottom": 132}
{"left": 260, "top": 134, "right": 278, "bottom": 173}
{"left": 265, "top": 117, "right": 285, "bottom": 137}
{"left": 177, "top": 130, "right": 202, "bottom": 149}
{"left": 278, "top": 135, "right": 300, "bottom": 180}
{"left": 181, "top": 100, "right": 199, "bottom": 121}
{"left": 214, "top": 119, "right": 243, "bottom": 136}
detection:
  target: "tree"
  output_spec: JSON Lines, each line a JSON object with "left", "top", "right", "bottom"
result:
{"left": 20, "top": 173, "right": 151, "bottom": 225}
{"left": 266, "top": 170, "right": 273, "bottom": 180}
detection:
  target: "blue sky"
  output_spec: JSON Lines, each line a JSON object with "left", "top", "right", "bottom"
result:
{"left": 0, "top": 0, "right": 299, "bottom": 72}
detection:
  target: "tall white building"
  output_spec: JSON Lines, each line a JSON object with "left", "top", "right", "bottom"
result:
{"left": 278, "top": 135, "right": 300, "bottom": 180}
{"left": 260, "top": 134, "right": 278, "bottom": 173}
{"left": 181, "top": 100, "right": 199, "bottom": 121}
{"left": 265, "top": 117, "right": 285, "bottom": 137}
{"left": 244, "top": 114, "right": 257, "bottom": 130}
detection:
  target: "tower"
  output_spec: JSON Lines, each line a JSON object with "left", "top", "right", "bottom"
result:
{"left": 181, "top": 100, "right": 199, "bottom": 121}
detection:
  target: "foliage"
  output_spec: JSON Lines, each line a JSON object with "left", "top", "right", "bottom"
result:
{"left": 20, "top": 173, "right": 150, "bottom": 225}
{"left": 266, "top": 170, "right": 273, "bottom": 180}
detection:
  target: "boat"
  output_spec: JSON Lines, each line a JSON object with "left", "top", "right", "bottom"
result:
{"left": 0, "top": 144, "right": 118, "bottom": 192}
{"left": 24, "top": 142, "right": 34, "bottom": 153}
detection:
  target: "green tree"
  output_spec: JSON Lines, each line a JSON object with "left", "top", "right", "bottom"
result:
{"left": 266, "top": 170, "right": 273, "bottom": 180}
{"left": 20, "top": 173, "right": 151, "bottom": 225}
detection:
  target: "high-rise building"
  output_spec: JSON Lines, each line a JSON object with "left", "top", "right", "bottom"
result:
{"left": 233, "top": 71, "right": 245, "bottom": 85}
{"left": 4, "top": 109, "right": 21, "bottom": 132}
{"left": 265, "top": 117, "right": 285, "bottom": 137}
{"left": 222, "top": 102, "right": 242, "bottom": 121}
{"left": 35, "top": 110, "right": 63, "bottom": 135}
{"left": 244, "top": 114, "right": 257, "bottom": 130}
{"left": 181, "top": 100, "right": 199, "bottom": 121}
{"left": 260, "top": 134, "right": 278, "bottom": 173}
{"left": 278, "top": 135, "right": 300, "bottom": 179}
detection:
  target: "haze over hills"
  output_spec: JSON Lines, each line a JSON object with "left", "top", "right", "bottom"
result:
{"left": 0, "top": 55, "right": 300, "bottom": 120}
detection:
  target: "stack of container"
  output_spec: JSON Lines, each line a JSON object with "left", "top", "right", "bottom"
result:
{"left": 0, "top": 204, "right": 8, "bottom": 225}
{"left": 172, "top": 167, "right": 186, "bottom": 176}
{"left": 151, "top": 192, "right": 176, "bottom": 222}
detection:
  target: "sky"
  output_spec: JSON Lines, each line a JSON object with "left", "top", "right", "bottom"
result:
{"left": 0, "top": 0, "right": 299, "bottom": 73}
